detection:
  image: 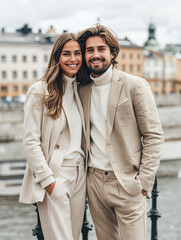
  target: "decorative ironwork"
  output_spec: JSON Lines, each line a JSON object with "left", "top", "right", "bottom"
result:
{"left": 32, "top": 199, "right": 93, "bottom": 240}
{"left": 32, "top": 204, "right": 44, "bottom": 240}
{"left": 148, "top": 176, "right": 161, "bottom": 240}
{"left": 81, "top": 198, "right": 93, "bottom": 240}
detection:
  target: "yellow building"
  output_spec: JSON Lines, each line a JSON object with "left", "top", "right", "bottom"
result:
{"left": 115, "top": 37, "right": 143, "bottom": 77}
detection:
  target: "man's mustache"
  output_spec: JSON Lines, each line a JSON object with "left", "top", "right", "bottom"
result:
{"left": 89, "top": 58, "right": 105, "bottom": 63}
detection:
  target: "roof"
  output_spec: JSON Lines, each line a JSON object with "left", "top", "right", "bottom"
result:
{"left": 118, "top": 37, "right": 142, "bottom": 49}
{"left": 0, "top": 24, "right": 56, "bottom": 45}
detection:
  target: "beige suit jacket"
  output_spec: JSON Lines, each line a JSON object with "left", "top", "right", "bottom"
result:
{"left": 79, "top": 67, "right": 164, "bottom": 197}
{"left": 19, "top": 80, "right": 86, "bottom": 204}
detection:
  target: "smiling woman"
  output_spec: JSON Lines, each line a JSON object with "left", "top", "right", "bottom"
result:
{"left": 19, "top": 33, "right": 87, "bottom": 240}
{"left": 60, "top": 40, "right": 82, "bottom": 78}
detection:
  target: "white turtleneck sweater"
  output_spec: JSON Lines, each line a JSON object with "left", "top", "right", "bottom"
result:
{"left": 63, "top": 74, "right": 84, "bottom": 160}
{"left": 89, "top": 65, "right": 113, "bottom": 171}
{"left": 40, "top": 74, "right": 84, "bottom": 188}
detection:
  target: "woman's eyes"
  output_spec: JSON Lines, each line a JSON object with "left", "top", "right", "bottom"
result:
{"left": 62, "top": 52, "right": 81, "bottom": 56}
{"left": 75, "top": 52, "right": 81, "bottom": 55}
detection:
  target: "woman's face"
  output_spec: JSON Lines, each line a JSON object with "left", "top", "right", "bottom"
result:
{"left": 59, "top": 40, "right": 82, "bottom": 78}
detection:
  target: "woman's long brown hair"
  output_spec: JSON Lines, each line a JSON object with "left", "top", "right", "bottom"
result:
{"left": 42, "top": 33, "right": 79, "bottom": 119}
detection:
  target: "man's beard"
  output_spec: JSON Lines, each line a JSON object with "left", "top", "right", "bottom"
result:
{"left": 88, "top": 58, "right": 111, "bottom": 75}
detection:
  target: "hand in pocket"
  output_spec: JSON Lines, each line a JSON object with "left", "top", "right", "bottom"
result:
{"left": 46, "top": 181, "right": 56, "bottom": 195}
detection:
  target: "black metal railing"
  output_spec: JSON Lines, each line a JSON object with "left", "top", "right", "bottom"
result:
{"left": 33, "top": 177, "right": 161, "bottom": 240}
{"left": 32, "top": 198, "right": 93, "bottom": 240}
{"left": 148, "top": 176, "right": 161, "bottom": 240}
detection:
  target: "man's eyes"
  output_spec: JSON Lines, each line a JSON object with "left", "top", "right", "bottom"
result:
{"left": 86, "top": 49, "right": 93, "bottom": 53}
{"left": 86, "top": 48, "right": 106, "bottom": 53}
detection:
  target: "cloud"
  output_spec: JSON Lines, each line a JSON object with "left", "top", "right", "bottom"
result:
{"left": 0, "top": 0, "right": 181, "bottom": 46}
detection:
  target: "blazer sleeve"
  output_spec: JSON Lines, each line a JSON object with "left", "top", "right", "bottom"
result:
{"left": 133, "top": 79, "right": 164, "bottom": 192}
{"left": 23, "top": 82, "right": 53, "bottom": 185}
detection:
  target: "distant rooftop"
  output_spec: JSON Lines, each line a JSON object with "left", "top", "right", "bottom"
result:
{"left": 0, "top": 24, "right": 58, "bottom": 45}
{"left": 118, "top": 37, "right": 142, "bottom": 48}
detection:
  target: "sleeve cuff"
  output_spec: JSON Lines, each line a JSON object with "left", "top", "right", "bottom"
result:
{"left": 40, "top": 175, "right": 55, "bottom": 189}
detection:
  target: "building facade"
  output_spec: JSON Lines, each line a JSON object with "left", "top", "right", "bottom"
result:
{"left": 0, "top": 24, "right": 54, "bottom": 98}
{"left": 116, "top": 37, "right": 143, "bottom": 77}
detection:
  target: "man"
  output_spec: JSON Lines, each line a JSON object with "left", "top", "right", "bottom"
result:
{"left": 78, "top": 25, "right": 163, "bottom": 240}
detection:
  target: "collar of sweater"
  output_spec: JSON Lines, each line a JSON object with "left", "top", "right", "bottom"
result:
{"left": 90, "top": 65, "right": 113, "bottom": 86}
{"left": 63, "top": 74, "right": 76, "bottom": 88}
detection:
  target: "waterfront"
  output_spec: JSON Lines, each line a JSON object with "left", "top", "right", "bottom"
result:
{"left": 0, "top": 176, "right": 181, "bottom": 240}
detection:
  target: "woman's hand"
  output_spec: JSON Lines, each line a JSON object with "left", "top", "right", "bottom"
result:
{"left": 45, "top": 181, "right": 56, "bottom": 195}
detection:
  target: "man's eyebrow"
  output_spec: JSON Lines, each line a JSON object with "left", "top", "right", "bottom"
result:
{"left": 86, "top": 45, "right": 107, "bottom": 49}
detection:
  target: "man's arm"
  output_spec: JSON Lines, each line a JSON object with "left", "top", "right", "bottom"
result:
{"left": 133, "top": 79, "right": 164, "bottom": 193}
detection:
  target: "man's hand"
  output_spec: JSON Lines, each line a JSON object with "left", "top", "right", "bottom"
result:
{"left": 141, "top": 189, "right": 147, "bottom": 196}
{"left": 45, "top": 181, "right": 56, "bottom": 195}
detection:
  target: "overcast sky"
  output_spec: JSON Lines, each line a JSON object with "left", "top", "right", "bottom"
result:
{"left": 1, "top": 0, "right": 181, "bottom": 48}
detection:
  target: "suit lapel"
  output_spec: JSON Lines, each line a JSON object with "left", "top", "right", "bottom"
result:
{"left": 73, "top": 81, "right": 86, "bottom": 135}
{"left": 81, "top": 82, "right": 93, "bottom": 150}
{"left": 107, "top": 70, "right": 123, "bottom": 141}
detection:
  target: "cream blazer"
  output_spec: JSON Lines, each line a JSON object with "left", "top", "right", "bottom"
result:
{"left": 19, "top": 80, "right": 86, "bottom": 204}
{"left": 79, "top": 68, "right": 164, "bottom": 197}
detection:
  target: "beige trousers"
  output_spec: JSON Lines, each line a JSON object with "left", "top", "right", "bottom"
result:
{"left": 38, "top": 158, "right": 86, "bottom": 240}
{"left": 87, "top": 167, "right": 146, "bottom": 240}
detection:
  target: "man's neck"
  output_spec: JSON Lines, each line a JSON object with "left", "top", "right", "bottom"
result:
{"left": 90, "top": 65, "right": 113, "bottom": 86}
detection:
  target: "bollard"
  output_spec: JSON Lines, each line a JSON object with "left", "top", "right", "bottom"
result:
{"left": 81, "top": 198, "right": 93, "bottom": 240}
{"left": 32, "top": 203, "right": 44, "bottom": 240}
{"left": 148, "top": 176, "right": 161, "bottom": 240}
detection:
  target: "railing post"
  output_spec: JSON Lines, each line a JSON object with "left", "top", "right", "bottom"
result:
{"left": 148, "top": 176, "right": 161, "bottom": 240}
{"left": 32, "top": 203, "right": 44, "bottom": 240}
{"left": 81, "top": 198, "right": 93, "bottom": 240}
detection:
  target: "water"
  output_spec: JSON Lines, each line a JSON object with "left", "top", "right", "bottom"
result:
{"left": 0, "top": 177, "right": 181, "bottom": 240}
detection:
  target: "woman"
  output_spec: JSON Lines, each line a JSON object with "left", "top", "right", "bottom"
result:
{"left": 19, "top": 33, "right": 86, "bottom": 240}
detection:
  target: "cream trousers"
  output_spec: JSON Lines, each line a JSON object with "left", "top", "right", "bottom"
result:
{"left": 38, "top": 158, "right": 86, "bottom": 240}
{"left": 87, "top": 167, "right": 146, "bottom": 240}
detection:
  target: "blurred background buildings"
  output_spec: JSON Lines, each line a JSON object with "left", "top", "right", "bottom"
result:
{"left": 0, "top": 22, "right": 181, "bottom": 100}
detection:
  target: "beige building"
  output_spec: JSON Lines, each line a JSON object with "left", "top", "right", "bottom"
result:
{"left": 116, "top": 37, "right": 143, "bottom": 77}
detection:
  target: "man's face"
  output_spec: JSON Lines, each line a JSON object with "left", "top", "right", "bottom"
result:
{"left": 85, "top": 36, "right": 113, "bottom": 77}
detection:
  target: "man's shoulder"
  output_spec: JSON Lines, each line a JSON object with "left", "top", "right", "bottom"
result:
{"left": 112, "top": 67, "right": 149, "bottom": 88}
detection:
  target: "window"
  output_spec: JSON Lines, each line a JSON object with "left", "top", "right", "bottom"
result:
{"left": 137, "top": 65, "right": 141, "bottom": 72}
{"left": 130, "top": 53, "right": 133, "bottom": 59}
{"left": 122, "top": 65, "right": 125, "bottom": 71}
{"left": 1, "top": 86, "right": 7, "bottom": 92}
{"left": 23, "top": 85, "right": 28, "bottom": 92}
{"left": 23, "top": 71, "right": 28, "bottom": 78}
{"left": 12, "top": 71, "right": 17, "bottom": 78}
{"left": 137, "top": 54, "right": 140, "bottom": 59}
{"left": 44, "top": 55, "right": 48, "bottom": 62}
{"left": 32, "top": 55, "right": 37, "bottom": 62}
{"left": 122, "top": 53, "right": 125, "bottom": 59}
{"left": 2, "top": 71, "right": 7, "bottom": 79}
{"left": 170, "top": 82, "right": 174, "bottom": 87}
{"left": 33, "top": 71, "right": 37, "bottom": 78}
{"left": 12, "top": 85, "right": 18, "bottom": 92}
{"left": 12, "top": 55, "right": 17, "bottom": 62}
{"left": 22, "top": 55, "right": 27, "bottom": 62}
{"left": 154, "top": 82, "right": 158, "bottom": 87}
{"left": 1, "top": 55, "right": 6, "bottom": 63}
{"left": 129, "top": 65, "right": 133, "bottom": 72}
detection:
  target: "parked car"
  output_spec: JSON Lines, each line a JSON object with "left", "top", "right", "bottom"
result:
{"left": 12, "top": 94, "right": 26, "bottom": 103}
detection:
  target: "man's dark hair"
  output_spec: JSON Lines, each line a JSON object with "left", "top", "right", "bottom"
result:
{"left": 78, "top": 24, "right": 120, "bottom": 66}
